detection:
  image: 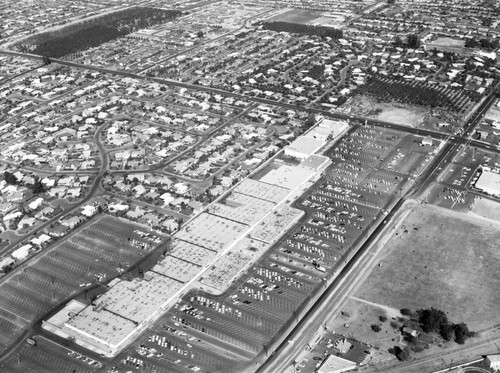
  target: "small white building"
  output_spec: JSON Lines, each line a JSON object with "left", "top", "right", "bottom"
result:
{"left": 421, "top": 136, "right": 433, "bottom": 146}
{"left": 487, "top": 354, "right": 500, "bottom": 371}
{"left": 318, "top": 354, "right": 356, "bottom": 373}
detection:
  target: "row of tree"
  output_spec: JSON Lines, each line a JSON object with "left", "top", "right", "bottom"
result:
{"left": 260, "top": 21, "right": 343, "bottom": 39}
{"left": 401, "top": 307, "right": 475, "bottom": 345}
{"left": 358, "top": 76, "right": 476, "bottom": 111}
{"left": 464, "top": 37, "right": 500, "bottom": 51}
{"left": 417, "top": 308, "right": 474, "bottom": 344}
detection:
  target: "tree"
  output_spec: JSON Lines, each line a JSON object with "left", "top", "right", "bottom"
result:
{"left": 394, "top": 36, "right": 404, "bottom": 48}
{"left": 392, "top": 346, "right": 411, "bottom": 361}
{"left": 407, "top": 33, "right": 420, "bottom": 49}
{"left": 480, "top": 38, "right": 491, "bottom": 50}
{"left": 197, "top": 30, "right": 204, "bottom": 38}
{"left": 400, "top": 308, "right": 413, "bottom": 317}
{"left": 371, "top": 324, "right": 382, "bottom": 332}
{"left": 3, "top": 171, "right": 17, "bottom": 185}
{"left": 465, "top": 38, "right": 477, "bottom": 48}
{"left": 440, "top": 323, "right": 455, "bottom": 341}
{"left": 304, "top": 114, "right": 316, "bottom": 127}
{"left": 418, "top": 307, "right": 448, "bottom": 333}
{"left": 454, "top": 323, "right": 473, "bottom": 344}
{"left": 30, "top": 177, "right": 45, "bottom": 194}
{"left": 397, "top": 346, "right": 411, "bottom": 361}
{"left": 388, "top": 0, "right": 395, "bottom": 4}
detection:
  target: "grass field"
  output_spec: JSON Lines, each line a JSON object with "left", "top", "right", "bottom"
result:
{"left": 328, "top": 297, "right": 403, "bottom": 364}
{"left": 355, "top": 204, "right": 500, "bottom": 331}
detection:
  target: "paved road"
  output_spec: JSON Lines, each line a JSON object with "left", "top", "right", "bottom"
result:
{"left": 0, "top": 120, "right": 108, "bottom": 256}
{"left": 1, "top": 48, "right": 499, "bottom": 155}
{"left": 0, "top": 37, "right": 499, "bottom": 373}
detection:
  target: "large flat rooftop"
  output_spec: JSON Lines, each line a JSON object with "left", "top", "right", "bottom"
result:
{"left": 152, "top": 255, "right": 201, "bottom": 283}
{"left": 250, "top": 205, "right": 304, "bottom": 244}
{"left": 174, "top": 212, "right": 247, "bottom": 251}
{"left": 260, "top": 164, "right": 315, "bottom": 190}
{"left": 285, "top": 136, "right": 325, "bottom": 158}
{"left": 476, "top": 169, "right": 500, "bottom": 196}
{"left": 95, "top": 272, "right": 184, "bottom": 324}
{"left": 66, "top": 307, "right": 137, "bottom": 350}
{"left": 209, "top": 193, "right": 275, "bottom": 225}
{"left": 169, "top": 240, "right": 218, "bottom": 267}
{"left": 234, "top": 178, "right": 290, "bottom": 204}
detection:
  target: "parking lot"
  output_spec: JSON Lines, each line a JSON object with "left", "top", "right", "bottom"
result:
{"left": 427, "top": 146, "right": 500, "bottom": 211}
{"left": 0, "top": 215, "right": 164, "bottom": 358}
{"left": 1, "top": 336, "right": 98, "bottom": 373}
{"left": 100, "top": 125, "right": 438, "bottom": 372}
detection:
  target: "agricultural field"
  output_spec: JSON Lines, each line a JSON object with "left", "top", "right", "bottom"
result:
{"left": 357, "top": 77, "right": 480, "bottom": 113}
{"left": 355, "top": 204, "right": 500, "bottom": 331}
{"left": 0, "top": 215, "right": 165, "bottom": 355}
{"left": 17, "top": 7, "right": 182, "bottom": 58}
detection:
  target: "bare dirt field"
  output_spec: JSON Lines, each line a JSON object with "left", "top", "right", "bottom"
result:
{"left": 425, "top": 38, "right": 472, "bottom": 56}
{"left": 430, "top": 38, "right": 465, "bottom": 47}
{"left": 348, "top": 95, "right": 428, "bottom": 127}
{"left": 266, "top": 8, "right": 323, "bottom": 24}
{"left": 470, "top": 197, "right": 500, "bottom": 222}
{"left": 354, "top": 204, "right": 500, "bottom": 331}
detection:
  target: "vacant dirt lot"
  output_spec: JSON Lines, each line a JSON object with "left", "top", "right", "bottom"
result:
{"left": 355, "top": 204, "right": 500, "bottom": 331}
{"left": 266, "top": 8, "right": 322, "bottom": 24}
{"left": 348, "top": 95, "right": 428, "bottom": 127}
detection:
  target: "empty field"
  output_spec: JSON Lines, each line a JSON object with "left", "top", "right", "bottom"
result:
{"left": 355, "top": 204, "right": 500, "bottom": 330}
{"left": 349, "top": 95, "right": 428, "bottom": 127}
{"left": 266, "top": 9, "right": 322, "bottom": 24}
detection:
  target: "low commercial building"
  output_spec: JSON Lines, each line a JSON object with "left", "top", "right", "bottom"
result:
{"left": 475, "top": 168, "right": 500, "bottom": 197}
{"left": 284, "top": 136, "right": 325, "bottom": 160}
{"left": 318, "top": 354, "right": 357, "bottom": 373}
{"left": 284, "top": 119, "right": 349, "bottom": 160}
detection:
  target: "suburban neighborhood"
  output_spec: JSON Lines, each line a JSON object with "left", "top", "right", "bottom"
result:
{"left": 0, "top": 0, "right": 500, "bottom": 373}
